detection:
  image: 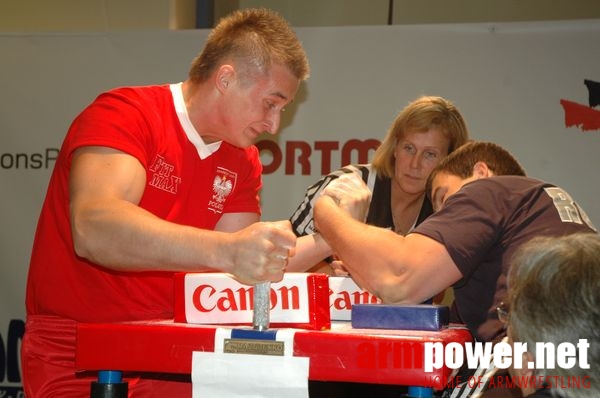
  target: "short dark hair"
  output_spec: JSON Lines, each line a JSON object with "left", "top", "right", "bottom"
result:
{"left": 426, "top": 140, "right": 526, "bottom": 197}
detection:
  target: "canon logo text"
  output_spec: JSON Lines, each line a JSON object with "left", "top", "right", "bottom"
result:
{"left": 192, "top": 285, "right": 301, "bottom": 312}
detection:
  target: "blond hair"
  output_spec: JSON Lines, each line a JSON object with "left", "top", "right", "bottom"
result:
{"left": 371, "top": 96, "right": 469, "bottom": 178}
{"left": 189, "top": 8, "right": 310, "bottom": 83}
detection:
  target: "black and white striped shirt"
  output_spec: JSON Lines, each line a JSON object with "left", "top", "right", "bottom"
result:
{"left": 289, "top": 163, "right": 433, "bottom": 237}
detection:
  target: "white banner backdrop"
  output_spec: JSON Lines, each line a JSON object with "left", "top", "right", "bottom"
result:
{"left": 1, "top": 20, "right": 599, "bottom": 392}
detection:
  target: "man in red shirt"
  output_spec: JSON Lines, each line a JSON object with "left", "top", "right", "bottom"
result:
{"left": 22, "top": 8, "right": 310, "bottom": 397}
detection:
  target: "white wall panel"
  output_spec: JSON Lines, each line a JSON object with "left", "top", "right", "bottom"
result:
{"left": 1, "top": 20, "right": 599, "bottom": 392}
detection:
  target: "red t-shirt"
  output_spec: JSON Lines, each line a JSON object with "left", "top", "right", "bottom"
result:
{"left": 26, "top": 84, "right": 262, "bottom": 323}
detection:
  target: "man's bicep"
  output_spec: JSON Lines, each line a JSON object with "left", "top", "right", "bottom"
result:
{"left": 70, "top": 146, "right": 146, "bottom": 206}
{"left": 404, "top": 233, "right": 463, "bottom": 300}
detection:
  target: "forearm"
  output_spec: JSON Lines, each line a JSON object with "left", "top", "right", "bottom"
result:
{"left": 71, "top": 199, "right": 233, "bottom": 273}
{"left": 314, "top": 196, "right": 419, "bottom": 302}
{"left": 314, "top": 197, "right": 382, "bottom": 282}
{"left": 286, "top": 233, "right": 332, "bottom": 272}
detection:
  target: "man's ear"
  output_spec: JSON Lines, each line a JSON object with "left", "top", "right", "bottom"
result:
{"left": 521, "top": 351, "right": 535, "bottom": 377}
{"left": 472, "top": 161, "right": 494, "bottom": 179}
{"left": 513, "top": 351, "right": 536, "bottom": 396}
{"left": 215, "top": 64, "right": 235, "bottom": 92}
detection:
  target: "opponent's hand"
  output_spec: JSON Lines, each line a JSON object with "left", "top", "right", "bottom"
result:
{"left": 229, "top": 220, "right": 296, "bottom": 285}
{"left": 321, "top": 173, "right": 372, "bottom": 222}
{"left": 329, "top": 258, "right": 350, "bottom": 277}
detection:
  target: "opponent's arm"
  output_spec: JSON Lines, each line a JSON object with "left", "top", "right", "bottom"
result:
{"left": 314, "top": 176, "right": 462, "bottom": 303}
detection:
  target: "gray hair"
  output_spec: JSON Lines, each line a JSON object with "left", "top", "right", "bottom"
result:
{"left": 508, "top": 233, "right": 600, "bottom": 397}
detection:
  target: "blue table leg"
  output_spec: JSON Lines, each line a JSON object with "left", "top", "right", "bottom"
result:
{"left": 90, "top": 370, "right": 128, "bottom": 398}
{"left": 407, "top": 386, "right": 435, "bottom": 397}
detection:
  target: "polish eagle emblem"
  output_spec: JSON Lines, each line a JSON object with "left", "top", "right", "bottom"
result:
{"left": 212, "top": 175, "right": 233, "bottom": 203}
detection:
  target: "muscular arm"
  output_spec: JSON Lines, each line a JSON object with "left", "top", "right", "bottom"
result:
{"left": 285, "top": 233, "right": 333, "bottom": 272}
{"left": 69, "top": 146, "right": 294, "bottom": 284}
{"left": 214, "top": 212, "right": 260, "bottom": 232}
{"left": 314, "top": 195, "right": 462, "bottom": 303}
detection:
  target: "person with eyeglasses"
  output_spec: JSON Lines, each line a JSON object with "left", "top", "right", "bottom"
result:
{"left": 313, "top": 140, "right": 597, "bottom": 397}
{"left": 506, "top": 233, "right": 599, "bottom": 397}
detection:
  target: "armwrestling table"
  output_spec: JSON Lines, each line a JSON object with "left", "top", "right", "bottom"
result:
{"left": 76, "top": 320, "right": 472, "bottom": 392}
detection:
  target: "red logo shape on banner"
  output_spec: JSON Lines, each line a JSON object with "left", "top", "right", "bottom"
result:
{"left": 560, "top": 79, "right": 600, "bottom": 132}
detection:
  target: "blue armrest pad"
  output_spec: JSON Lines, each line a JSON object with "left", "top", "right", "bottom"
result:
{"left": 351, "top": 304, "right": 449, "bottom": 331}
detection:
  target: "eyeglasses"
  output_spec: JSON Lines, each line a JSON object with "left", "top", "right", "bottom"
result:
{"left": 496, "top": 302, "right": 509, "bottom": 325}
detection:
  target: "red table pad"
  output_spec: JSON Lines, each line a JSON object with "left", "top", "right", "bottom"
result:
{"left": 76, "top": 320, "right": 473, "bottom": 388}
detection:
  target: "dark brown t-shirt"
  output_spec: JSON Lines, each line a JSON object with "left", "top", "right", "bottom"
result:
{"left": 414, "top": 176, "right": 597, "bottom": 342}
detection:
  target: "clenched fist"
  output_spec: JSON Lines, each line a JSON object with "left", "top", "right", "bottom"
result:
{"left": 228, "top": 220, "right": 297, "bottom": 285}
{"left": 320, "top": 173, "right": 372, "bottom": 222}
